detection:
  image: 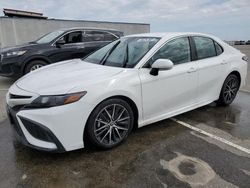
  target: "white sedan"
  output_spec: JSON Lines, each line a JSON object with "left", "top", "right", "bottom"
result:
{"left": 6, "top": 32, "right": 248, "bottom": 152}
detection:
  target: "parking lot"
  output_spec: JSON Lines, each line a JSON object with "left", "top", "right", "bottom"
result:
{"left": 0, "top": 45, "right": 250, "bottom": 188}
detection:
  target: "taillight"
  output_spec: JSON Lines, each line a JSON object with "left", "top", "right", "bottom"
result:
{"left": 242, "top": 56, "right": 248, "bottom": 62}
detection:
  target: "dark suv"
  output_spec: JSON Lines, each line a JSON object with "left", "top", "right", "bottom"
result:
{"left": 0, "top": 28, "right": 123, "bottom": 77}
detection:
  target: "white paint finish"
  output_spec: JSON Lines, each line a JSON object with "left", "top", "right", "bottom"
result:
{"left": 15, "top": 59, "right": 124, "bottom": 95}
{"left": 6, "top": 32, "right": 247, "bottom": 151}
{"left": 196, "top": 55, "right": 226, "bottom": 103}
{"left": 139, "top": 61, "right": 198, "bottom": 122}
{"left": 151, "top": 59, "right": 174, "bottom": 70}
{"left": 171, "top": 118, "right": 250, "bottom": 155}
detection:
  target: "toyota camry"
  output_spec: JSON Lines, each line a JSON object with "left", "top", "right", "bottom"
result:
{"left": 6, "top": 32, "right": 248, "bottom": 152}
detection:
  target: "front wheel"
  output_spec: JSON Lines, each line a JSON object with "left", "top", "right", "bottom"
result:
{"left": 217, "top": 74, "right": 240, "bottom": 106}
{"left": 24, "top": 60, "right": 47, "bottom": 75}
{"left": 86, "top": 98, "right": 134, "bottom": 149}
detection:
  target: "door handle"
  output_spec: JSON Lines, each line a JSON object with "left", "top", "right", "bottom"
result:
{"left": 187, "top": 67, "right": 197, "bottom": 73}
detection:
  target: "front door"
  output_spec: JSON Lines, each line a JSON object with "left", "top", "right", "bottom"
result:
{"left": 49, "top": 31, "right": 84, "bottom": 62}
{"left": 139, "top": 37, "right": 198, "bottom": 122}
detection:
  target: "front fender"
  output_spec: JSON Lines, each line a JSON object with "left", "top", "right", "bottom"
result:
{"left": 20, "top": 55, "right": 52, "bottom": 73}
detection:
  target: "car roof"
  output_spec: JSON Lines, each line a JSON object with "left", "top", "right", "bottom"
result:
{"left": 58, "top": 27, "right": 122, "bottom": 32}
{"left": 125, "top": 32, "right": 217, "bottom": 39}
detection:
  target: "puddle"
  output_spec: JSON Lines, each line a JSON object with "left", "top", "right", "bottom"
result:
{"left": 160, "top": 152, "right": 215, "bottom": 186}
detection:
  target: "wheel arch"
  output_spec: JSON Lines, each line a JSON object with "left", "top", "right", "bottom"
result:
{"left": 108, "top": 95, "right": 139, "bottom": 130}
{"left": 219, "top": 70, "right": 242, "bottom": 96}
{"left": 21, "top": 56, "right": 52, "bottom": 74}
{"left": 83, "top": 95, "right": 139, "bottom": 141}
{"left": 229, "top": 70, "right": 241, "bottom": 87}
{"left": 83, "top": 94, "right": 140, "bottom": 147}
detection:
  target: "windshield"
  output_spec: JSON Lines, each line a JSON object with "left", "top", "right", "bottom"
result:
{"left": 36, "top": 30, "right": 65, "bottom": 44}
{"left": 84, "top": 37, "right": 160, "bottom": 68}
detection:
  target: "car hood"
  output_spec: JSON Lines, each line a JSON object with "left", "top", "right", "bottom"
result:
{"left": 1, "top": 43, "right": 45, "bottom": 53}
{"left": 15, "top": 59, "right": 123, "bottom": 95}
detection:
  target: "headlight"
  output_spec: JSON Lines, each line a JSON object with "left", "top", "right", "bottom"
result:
{"left": 5, "top": 50, "right": 27, "bottom": 57}
{"left": 28, "top": 91, "right": 87, "bottom": 108}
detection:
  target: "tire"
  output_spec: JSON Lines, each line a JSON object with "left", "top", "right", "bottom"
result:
{"left": 217, "top": 74, "right": 240, "bottom": 106}
{"left": 86, "top": 98, "right": 134, "bottom": 149}
{"left": 24, "top": 60, "right": 47, "bottom": 75}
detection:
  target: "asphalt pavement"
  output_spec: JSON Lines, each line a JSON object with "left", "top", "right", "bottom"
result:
{"left": 0, "top": 45, "right": 249, "bottom": 188}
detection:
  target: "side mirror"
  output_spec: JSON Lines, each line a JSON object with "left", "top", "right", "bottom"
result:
{"left": 150, "top": 59, "right": 174, "bottom": 76}
{"left": 56, "top": 38, "right": 66, "bottom": 47}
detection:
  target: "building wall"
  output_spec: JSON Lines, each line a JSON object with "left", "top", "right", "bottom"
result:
{"left": 0, "top": 17, "right": 150, "bottom": 48}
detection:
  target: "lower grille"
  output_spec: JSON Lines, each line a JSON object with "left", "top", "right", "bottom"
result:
{"left": 9, "top": 93, "right": 32, "bottom": 99}
{"left": 20, "top": 117, "right": 55, "bottom": 143}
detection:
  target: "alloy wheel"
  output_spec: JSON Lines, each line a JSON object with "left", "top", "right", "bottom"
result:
{"left": 30, "top": 64, "right": 44, "bottom": 71}
{"left": 223, "top": 76, "right": 239, "bottom": 103}
{"left": 94, "top": 104, "right": 130, "bottom": 146}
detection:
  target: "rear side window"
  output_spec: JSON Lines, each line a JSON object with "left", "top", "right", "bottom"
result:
{"left": 193, "top": 37, "right": 216, "bottom": 59}
{"left": 147, "top": 37, "right": 191, "bottom": 66}
{"left": 214, "top": 41, "right": 223, "bottom": 55}
{"left": 83, "top": 31, "right": 105, "bottom": 42}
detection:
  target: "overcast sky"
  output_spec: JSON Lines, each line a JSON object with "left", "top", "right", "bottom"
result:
{"left": 0, "top": 0, "right": 250, "bottom": 40}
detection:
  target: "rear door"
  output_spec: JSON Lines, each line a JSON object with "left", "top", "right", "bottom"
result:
{"left": 191, "top": 36, "right": 227, "bottom": 103}
{"left": 82, "top": 30, "right": 113, "bottom": 56}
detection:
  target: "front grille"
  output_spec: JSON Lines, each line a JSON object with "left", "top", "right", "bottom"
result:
{"left": 9, "top": 93, "right": 32, "bottom": 99}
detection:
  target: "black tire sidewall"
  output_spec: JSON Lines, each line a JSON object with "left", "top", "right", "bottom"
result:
{"left": 85, "top": 98, "right": 134, "bottom": 149}
{"left": 219, "top": 74, "right": 239, "bottom": 106}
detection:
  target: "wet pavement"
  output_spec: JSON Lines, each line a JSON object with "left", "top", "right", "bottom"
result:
{"left": 0, "top": 92, "right": 250, "bottom": 188}
{"left": 0, "top": 45, "right": 249, "bottom": 187}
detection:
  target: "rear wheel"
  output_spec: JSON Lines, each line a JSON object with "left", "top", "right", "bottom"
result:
{"left": 86, "top": 98, "right": 134, "bottom": 149}
{"left": 217, "top": 74, "right": 240, "bottom": 106}
{"left": 24, "top": 60, "right": 47, "bottom": 75}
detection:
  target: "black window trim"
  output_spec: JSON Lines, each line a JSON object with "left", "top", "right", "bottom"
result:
{"left": 191, "top": 36, "right": 224, "bottom": 61}
{"left": 83, "top": 30, "right": 120, "bottom": 42}
{"left": 213, "top": 40, "right": 224, "bottom": 56}
{"left": 51, "top": 29, "right": 84, "bottom": 46}
{"left": 188, "top": 36, "right": 197, "bottom": 61}
{"left": 52, "top": 29, "right": 120, "bottom": 46}
{"left": 142, "top": 35, "right": 193, "bottom": 68}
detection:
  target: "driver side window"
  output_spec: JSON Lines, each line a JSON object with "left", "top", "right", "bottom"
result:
{"left": 62, "top": 31, "right": 83, "bottom": 44}
{"left": 146, "top": 37, "right": 191, "bottom": 67}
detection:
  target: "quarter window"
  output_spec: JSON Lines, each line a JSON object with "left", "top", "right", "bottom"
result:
{"left": 214, "top": 41, "right": 223, "bottom": 55}
{"left": 147, "top": 37, "right": 191, "bottom": 66}
{"left": 193, "top": 37, "right": 216, "bottom": 59}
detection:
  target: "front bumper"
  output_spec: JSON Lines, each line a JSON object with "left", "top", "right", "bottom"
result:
{"left": 7, "top": 105, "right": 65, "bottom": 152}
{"left": 0, "top": 55, "right": 23, "bottom": 77}
{"left": 6, "top": 84, "right": 93, "bottom": 152}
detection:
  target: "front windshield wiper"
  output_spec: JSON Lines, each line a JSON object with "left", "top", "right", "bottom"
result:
{"left": 100, "top": 41, "right": 120, "bottom": 65}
